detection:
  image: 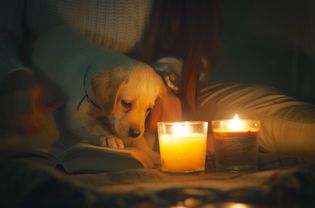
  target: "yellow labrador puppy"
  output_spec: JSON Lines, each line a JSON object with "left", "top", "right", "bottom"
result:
{"left": 31, "top": 27, "right": 181, "bottom": 167}
{"left": 68, "top": 65, "right": 170, "bottom": 167}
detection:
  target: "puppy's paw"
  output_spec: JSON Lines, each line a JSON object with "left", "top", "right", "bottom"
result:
{"left": 99, "top": 135, "right": 125, "bottom": 149}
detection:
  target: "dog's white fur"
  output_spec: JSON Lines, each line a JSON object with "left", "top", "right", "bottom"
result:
{"left": 61, "top": 64, "right": 168, "bottom": 167}
{"left": 69, "top": 65, "right": 166, "bottom": 146}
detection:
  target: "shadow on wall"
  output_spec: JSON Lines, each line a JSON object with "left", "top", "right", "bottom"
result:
{"left": 210, "top": 0, "right": 315, "bottom": 103}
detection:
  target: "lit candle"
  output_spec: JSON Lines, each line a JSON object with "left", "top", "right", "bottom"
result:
{"left": 212, "top": 115, "right": 260, "bottom": 172}
{"left": 157, "top": 121, "right": 208, "bottom": 173}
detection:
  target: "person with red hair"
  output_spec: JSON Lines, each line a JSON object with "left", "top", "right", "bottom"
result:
{"left": 1, "top": 0, "right": 315, "bottom": 157}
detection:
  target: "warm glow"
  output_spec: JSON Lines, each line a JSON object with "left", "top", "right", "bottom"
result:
{"left": 213, "top": 114, "right": 259, "bottom": 133}
{"left": 227, "top": 114, "right": 244, "bottom": 131}
{"left": 172, "top": 122, "right": 192, "bottom": 137}
{"left": 222, "top": 202, "right": 251, "bottom": 208}
{"left": 211, "top": 116, "right": 260, "bottom": 172}
{"left": 158, "top": 122, "right": 208, "bottom": 173}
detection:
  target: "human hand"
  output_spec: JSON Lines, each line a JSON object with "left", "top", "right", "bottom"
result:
{"left": 130, "top": 148, "right": 160, "bottom": 168}
{"left": 130, "top": 138, "right": 161, "bottom": 168}
{"left": 146, "top": 91, "right": 182, "bottom": 134}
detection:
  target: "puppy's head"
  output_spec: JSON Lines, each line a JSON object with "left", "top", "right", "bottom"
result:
{"left": 92, "top": 64, "right": 168, "bottom": 145}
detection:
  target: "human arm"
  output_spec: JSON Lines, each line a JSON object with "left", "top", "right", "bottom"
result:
{"left": 0, "top": 0, "right": 56, "bottom": 136}
{"left": 0, "top": 0, "right": 30, "bottom": 77}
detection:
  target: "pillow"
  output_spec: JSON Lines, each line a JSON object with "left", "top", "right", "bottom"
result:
{"left": 197, "top": 82, "right": 315, "bottom": 157}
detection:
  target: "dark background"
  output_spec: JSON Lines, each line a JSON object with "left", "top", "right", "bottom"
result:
{"left": 210, "top": 0, "right": 315, "bottom": 103}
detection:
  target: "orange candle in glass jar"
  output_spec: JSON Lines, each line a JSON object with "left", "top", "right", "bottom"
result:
{"left": 157, "top": 121, "right": 208, "bottom": 173}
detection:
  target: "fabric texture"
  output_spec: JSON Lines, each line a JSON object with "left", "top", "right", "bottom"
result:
{"left": 0, "top": 0, "right": 152, "bottom": 79}
{"left": 26, "top": 0, "right": 152, "bottom": 53}
{"left": 197, "top": 82, "right": 315, "bottom": 156}
{"left": 1, "top": 157, "right": 314, "bottom": 207}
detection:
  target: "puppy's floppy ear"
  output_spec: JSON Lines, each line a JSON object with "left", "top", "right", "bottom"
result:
{"left": 146, "top": 91, "right": 182, "bottom": 134}
{"left": 91, "top": 69, "right": 127, "bottom": 113}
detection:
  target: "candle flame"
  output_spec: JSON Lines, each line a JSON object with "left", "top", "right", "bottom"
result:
{"left": 172, "top": 122, "right": 191, "bottom": 136}
{"left": 233, "top": 114, "right": 240, "bottom": 120}
{"left": 227, "top": 114, "right": 243, "bottom": 131}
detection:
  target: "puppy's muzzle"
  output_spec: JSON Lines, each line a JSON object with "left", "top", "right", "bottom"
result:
{"left": 128, "top": 128, "right": 141, "bottom": 138}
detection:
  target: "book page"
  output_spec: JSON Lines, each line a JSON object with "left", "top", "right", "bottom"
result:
{"left": 0, "top": 148, "right": 58, "bottom": 167}
{"left": 59, "top": 143, "right": 144, "bottom": 173}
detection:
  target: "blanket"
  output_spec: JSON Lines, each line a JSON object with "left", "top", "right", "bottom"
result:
{"left": 0, "top": 154, "right": 314, "bottom": 208}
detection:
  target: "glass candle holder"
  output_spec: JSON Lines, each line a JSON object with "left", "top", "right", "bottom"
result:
{"left": 157, "top": 121, "right": 208, "bottom": 173}
{"left": 212, "top": 115, "right": 260, "bottom": 172}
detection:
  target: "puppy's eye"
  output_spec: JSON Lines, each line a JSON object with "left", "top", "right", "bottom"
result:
{"left": 146, "top": 108, "right": 152, "bottom": 117}
{"left": 121, "top": 100, "right": 132, "bottom": 109}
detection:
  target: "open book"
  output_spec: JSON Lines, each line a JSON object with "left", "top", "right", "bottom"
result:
{"left": 0, "top": 143, "right": 144, "bottom": 173}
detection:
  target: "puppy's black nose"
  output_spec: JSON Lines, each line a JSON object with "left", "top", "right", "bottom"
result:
{"left": 128, "top": 128, "right": 141, "bottom": 138}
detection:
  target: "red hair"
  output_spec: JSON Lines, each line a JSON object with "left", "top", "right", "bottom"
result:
{"left": 131, "top": 0, "right": 221, "bottom": 119}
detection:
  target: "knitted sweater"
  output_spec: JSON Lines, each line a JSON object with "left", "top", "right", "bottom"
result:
{"left": 0, "top": 0, "right": 153, "bottom": 78}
